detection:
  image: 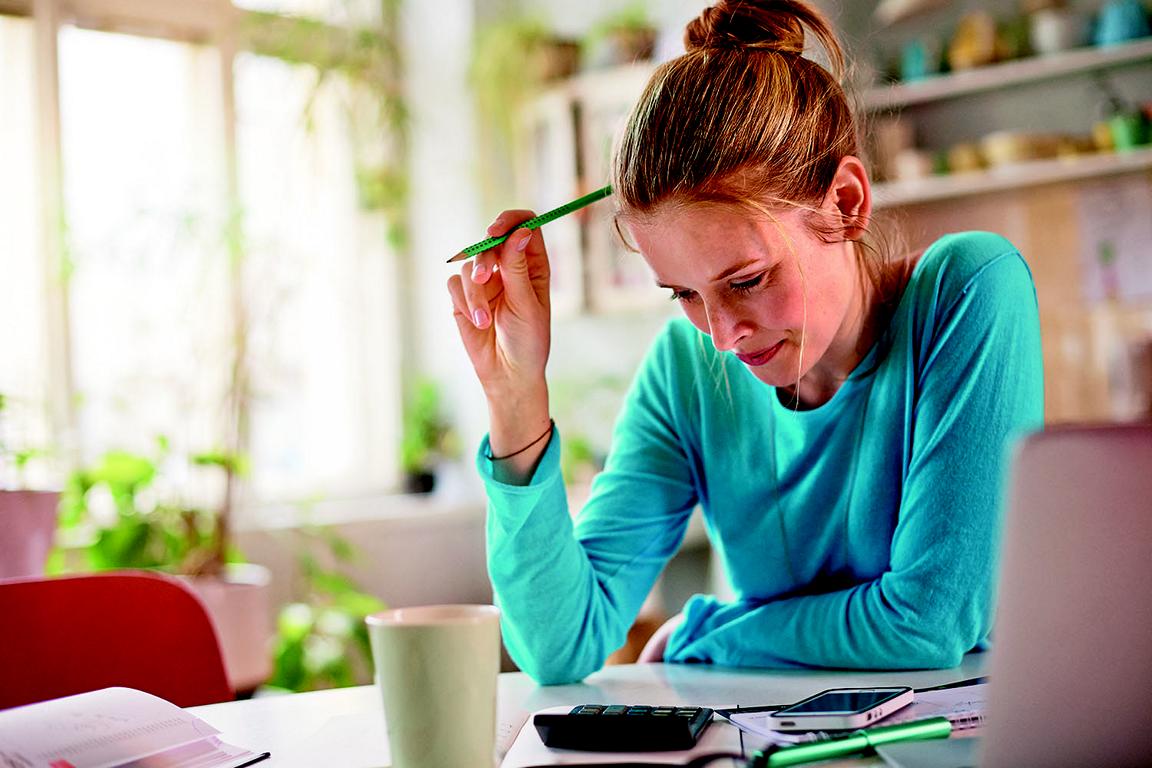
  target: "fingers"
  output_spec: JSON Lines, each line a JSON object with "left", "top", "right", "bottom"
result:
{"left": 456, "top": 209, "right": 552, "bottom": 339}
{"left": 452, "top": 261, "right": 504, "bottom": 332}
{"left": 447, "top": 273, "right": 483, "bottom": 346}
{"left": 471, "top": 209, "right": 535, "bottom": 287}
{"left": 479, "top": 210, "right": 550, "bottom": 310}
{"left": 486, "top": 210, "right": 535, "bottom": 239}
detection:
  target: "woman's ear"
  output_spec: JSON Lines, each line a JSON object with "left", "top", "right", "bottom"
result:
{"left": 824, "top": 156, "right": 872, "bottom": 240}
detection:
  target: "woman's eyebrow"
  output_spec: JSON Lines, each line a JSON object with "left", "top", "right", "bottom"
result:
{"left": 709, "top": 258, "right": 762, "bottom": 283}
{"left": 654, "top": 258, "right": 767, "bottom": 290}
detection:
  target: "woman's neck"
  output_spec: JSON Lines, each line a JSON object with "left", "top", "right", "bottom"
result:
{"left": 779, "top": 248, "right": 921, "bottom": 410}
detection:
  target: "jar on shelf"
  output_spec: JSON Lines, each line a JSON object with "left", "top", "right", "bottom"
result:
{"left": 1028, "top": 2, "right": 1089, "bottom": 56}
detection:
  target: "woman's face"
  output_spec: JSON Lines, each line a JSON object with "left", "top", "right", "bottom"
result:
{"left": 624, "top": 202, "right": 865, "bottom": 392}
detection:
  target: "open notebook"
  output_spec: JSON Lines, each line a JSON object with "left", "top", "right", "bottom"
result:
{"left": 0, "top": 687, "right": 268, "bottom": 768}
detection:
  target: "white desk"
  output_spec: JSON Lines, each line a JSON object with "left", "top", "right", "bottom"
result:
{"left": 189, "top": 656, "right": 986, "bottom": 767}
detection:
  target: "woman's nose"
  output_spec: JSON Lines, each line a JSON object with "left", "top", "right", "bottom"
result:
{"left": 705, "top": 301, "right": 750, "bottom": 351}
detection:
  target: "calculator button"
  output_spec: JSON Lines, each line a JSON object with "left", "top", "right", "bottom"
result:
{"left": 603, "top": 706, "right": 627, "bottom": 715}
{"left": 652, "top": 708, "right": 674, "bottom": 716}
{"left": 576, "top": 706, "right": 602, "bottom": 714}
{"left": 627, "top": 707, "right": 651, "bottom": 715}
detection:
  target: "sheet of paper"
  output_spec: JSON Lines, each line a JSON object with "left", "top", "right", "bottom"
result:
{"left": 724, "top": 684, "right": 988, "bottom": 745}
{"left": 880, "top": 684, "right": 987, "bottom": 730}
{"left": 0, "top": 687, "right": 264, "bottom": 768}
{"left": 501, "top": 705, "right": 749, "bottom": 767}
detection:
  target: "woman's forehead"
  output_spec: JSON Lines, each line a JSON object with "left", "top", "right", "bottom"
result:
{"left": 625, "top": 203, "right": 803, "bottom": 280}
{"left": 625, "top": 200, "right": 806, "bottom": 241}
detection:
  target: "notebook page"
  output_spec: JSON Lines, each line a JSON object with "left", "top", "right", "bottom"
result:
{"left": 0, "top": 687, "right": 264, "bottom": 768}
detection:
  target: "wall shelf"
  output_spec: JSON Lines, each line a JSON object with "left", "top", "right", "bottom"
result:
{"left": 873, "top": 146, "right": 1152, "bottom": 208}
{"left": 863, "top": 37, "right": 1152, "bottom": 111}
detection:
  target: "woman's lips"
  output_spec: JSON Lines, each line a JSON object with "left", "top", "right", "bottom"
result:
{"left": 735, "top": 340, "right": 784, "bottom": 367}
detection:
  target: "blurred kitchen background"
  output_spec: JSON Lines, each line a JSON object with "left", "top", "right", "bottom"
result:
{"left": 1, "top": 0, "right": 1150, "bottom": 693}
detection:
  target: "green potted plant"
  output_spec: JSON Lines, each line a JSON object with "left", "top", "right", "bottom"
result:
{"left": 268, "top": 525, "right": 385, "bottom": 692}
{"left": 54, "top": 440, "right": 274, "bottom": 694}
{"left": 471, "top": 12, "right": 580, "bottom": 138}
{"left": 0, "top": 391, "right": 60, "bottom": 579}
{"left": 400, "top": 378, "right": 459, "bottom": 494}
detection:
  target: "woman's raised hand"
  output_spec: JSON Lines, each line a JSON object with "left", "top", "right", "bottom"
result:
{"left": 447, "top": 210, "right": 552, "bottom": 396}
{"left": 447, "top": 211, "right": 553, "bottom": 479}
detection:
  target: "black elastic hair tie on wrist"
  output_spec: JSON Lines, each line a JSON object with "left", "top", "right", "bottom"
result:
{"left": 487, "top": 419, "right": 555, "bottom": 461}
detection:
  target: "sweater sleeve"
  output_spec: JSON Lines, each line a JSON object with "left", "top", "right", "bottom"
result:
{"left": 481, "top": 325, "right": 700, "bottom": 684}
{"left": 664, "top": 249, "right": 1045, "bottom": 669}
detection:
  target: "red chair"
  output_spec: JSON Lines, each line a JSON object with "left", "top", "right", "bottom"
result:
{"left": 0, "top": 570, "right": 234, "bottom": 710}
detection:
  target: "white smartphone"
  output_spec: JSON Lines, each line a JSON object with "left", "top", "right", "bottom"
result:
{"left": 767, "top": 686, "right": 914, "bottom": 731}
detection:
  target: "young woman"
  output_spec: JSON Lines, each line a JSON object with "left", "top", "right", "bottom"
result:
{"left": 447, "top": 0, "right": 1043, "bottom": 684}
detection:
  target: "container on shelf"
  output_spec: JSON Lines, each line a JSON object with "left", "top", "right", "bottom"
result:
{"left": 1094, "top": 0, "right": 1151, "bottom": 47}
{"left": 1029, "top": 8, "right": 1089, "bottom": 55}
{"left": 1109, "top": 112, "right": 1150, "bottom": 151}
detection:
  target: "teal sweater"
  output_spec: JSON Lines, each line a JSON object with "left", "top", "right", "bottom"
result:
{"left": 478, "top": 232, "right": 1044, "bottom": 684}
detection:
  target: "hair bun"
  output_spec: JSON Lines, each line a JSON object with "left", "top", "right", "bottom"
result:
{"left": 684, "top": 1, "right": 805, "bottom": 55}
{"left": 683, "top": 0, "right": 844, "bottom": 79}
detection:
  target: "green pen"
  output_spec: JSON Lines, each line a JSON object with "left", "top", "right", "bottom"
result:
{"left": 447, "top": 185, "right": 613, "bottom": 263}
{"left": 756, "top": 716, "right": 953, "bottom": 767}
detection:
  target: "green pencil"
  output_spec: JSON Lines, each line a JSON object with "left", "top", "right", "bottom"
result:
{"left": 760, "top": 716, "right": 954, "bottom": 767}
{"left": 447, "top": 185, "right": 613, "bottom": 263}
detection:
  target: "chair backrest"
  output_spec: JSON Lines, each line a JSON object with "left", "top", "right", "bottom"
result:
{"left": 0, "top": 570, "right": 234, "bottom": 710}
{"left": 981, "top": 423, "right": 1152, "bottom": 768}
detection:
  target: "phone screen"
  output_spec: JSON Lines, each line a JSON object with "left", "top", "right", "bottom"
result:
{"left": 776, "top": 688, "right": 906, "bottom": 716}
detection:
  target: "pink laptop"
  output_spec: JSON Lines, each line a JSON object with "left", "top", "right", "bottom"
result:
{"left": 980, "top": 423, "right": 1152, "bottom": 767}
{"left": 880, "top": 424, "right": 1152, "bottom": 768}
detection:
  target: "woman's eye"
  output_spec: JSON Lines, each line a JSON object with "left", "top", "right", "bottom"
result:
{"left": 730, "top": 273, "right": 764, "bottom": 294}
{"left": 669, "top": 288, "right": 698, "bottom": 303}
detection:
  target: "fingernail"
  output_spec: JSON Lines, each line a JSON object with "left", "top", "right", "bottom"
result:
{"left": 473, "top": 308, "right": 488, "bottom": 328}
{"left": 515, "top": 233, "right": 531, "bottom": 251}
{"left": 473, "top": 263, "right": 488, "bottom": 282}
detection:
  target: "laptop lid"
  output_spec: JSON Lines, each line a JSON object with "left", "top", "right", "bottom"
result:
{"left": 980, "top": 424, "right": 1152, "bottom": 768}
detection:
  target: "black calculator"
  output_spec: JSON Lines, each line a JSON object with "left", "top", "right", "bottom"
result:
{"left": 534, "top": 704, "right": 714, "bottom": 751}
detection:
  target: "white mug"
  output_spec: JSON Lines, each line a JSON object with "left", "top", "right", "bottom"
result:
{"left": 366, "top": 604, "right": 501, "bottom": 768}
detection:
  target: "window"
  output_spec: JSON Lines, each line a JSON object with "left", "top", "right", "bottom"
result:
{"left": 235, "top": 54, "right": 400, "bottom": 499}
{"left": 60, "top": 27, "right": 232, "bottom": 462}
{"left": 6, "top": 0, "right": 403, "bottom": 504}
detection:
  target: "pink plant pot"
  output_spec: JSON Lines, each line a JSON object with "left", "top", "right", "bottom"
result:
{"left": 0, "top": 490, "right": 60, "bottom": 579}
{"left": 184, "top": 563, "right": 274, "bottom": 694}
